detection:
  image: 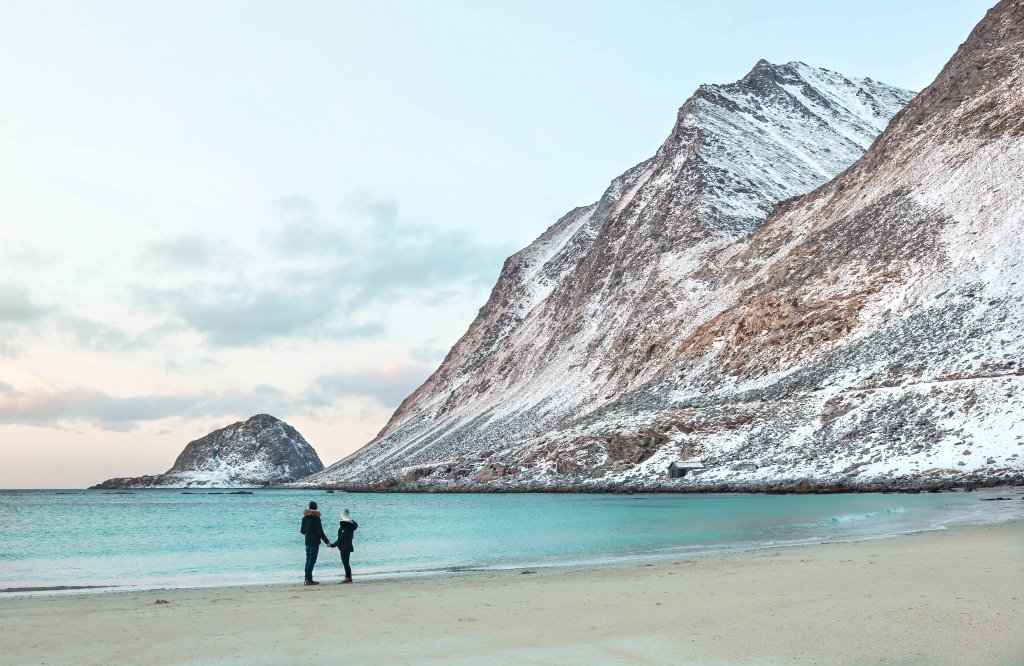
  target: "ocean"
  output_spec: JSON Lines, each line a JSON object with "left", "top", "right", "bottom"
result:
{"left": 1, "top": 488, "right": 1021, "bottom": 594}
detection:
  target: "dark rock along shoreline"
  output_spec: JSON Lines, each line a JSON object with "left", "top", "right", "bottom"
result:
{"left": 288, "top": 472, "right": 1024, "bottom": 495}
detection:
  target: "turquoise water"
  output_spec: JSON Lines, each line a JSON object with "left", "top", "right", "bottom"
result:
{"left": 1, "top": 488, "right": 1021, "bottom": 594}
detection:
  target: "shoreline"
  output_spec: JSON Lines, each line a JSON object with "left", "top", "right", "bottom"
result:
{"left": 4, "top": 496, "right": 1023, "bottom": 599}
{"left": 0, "top": 532, "right": 923, "bottom": 598}
{"left": 2, "top": 519, "right": 1022, "bottom": 664}
{"left": 85, "top": 476, "right": 1024, "bottom": 493}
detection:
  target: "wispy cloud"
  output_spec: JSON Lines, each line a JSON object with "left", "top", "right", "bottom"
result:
{"left": 341, "top": 193, "right": 515, "bottom": 306}
{"left": 130, "top": 192, "right": 512, "bottom": 347}
{"left": 304, "top": 364, "right": 434, "bottom": 409}
{"left": 0, "top": 282, "right": 49, "bottom": 324}
{"left": 0, "top": 280, "right": 168, "bottom": 355}
{"left": 0, "top": 282, "right": 48, "bottom": 357}
{"left": 55, "top": 314, "right": 177, "bottom": 352}
{"left": 0, "top": 364, "right": 430, "bottom": 432}
{"left": 272, "top": 194, "right": 351, "bottom": 258}
{"left": 0, "top": 239, "right": 62, "bottom": 271}
{"left": 3, "top": 193, "right": 510, "bottom": 353}
{"left": 141, "top": 235, "right": 224, "bottom": 271}
{"left": 0, "top": 381, "right": 26, "bottom": 398}
{"left": 0, "top": 384, "right": 293, "bottom": 432}
{"left": 0, "top": 192, "right": 501, "bottom": 433}
{"left": 133, "top": 281, "right": 347, "bottom": 347}
{"left": 410, "top": 338, "right": 452, "bottom": 364}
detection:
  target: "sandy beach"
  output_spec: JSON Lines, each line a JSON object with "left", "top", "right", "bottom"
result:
{"left": 2, "top": 520, "right": 1022, "bottom": 665}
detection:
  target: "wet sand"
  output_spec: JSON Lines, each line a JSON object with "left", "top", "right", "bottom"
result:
{"left": 2, "top": 520, "right": 1022, "bottom": 665}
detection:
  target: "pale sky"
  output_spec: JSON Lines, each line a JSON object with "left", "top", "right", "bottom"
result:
{"left": 0, "top": 0, "right": 992, "bottom": 488}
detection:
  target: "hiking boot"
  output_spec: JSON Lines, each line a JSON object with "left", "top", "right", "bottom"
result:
{"left": 304, "top": 580, "right": 320, "bottom": 586}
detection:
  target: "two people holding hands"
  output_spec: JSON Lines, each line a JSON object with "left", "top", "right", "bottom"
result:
{"left": 300, "top": 501, "right": 359, "bottom": 585}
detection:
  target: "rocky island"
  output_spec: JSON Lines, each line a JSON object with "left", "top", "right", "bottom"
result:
{"left": 92, "top": 414, "right": 323, "bottom": 488}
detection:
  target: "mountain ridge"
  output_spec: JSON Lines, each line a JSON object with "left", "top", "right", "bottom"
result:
{"left": 301, "top": 56, "right": 923, "bottom": 489}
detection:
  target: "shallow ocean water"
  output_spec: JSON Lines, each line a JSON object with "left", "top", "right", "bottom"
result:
{"left": 1, "top": 488, "right": 1021, "bottom": 593}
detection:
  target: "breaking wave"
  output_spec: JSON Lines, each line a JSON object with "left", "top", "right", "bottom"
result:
{"left": 796, "top": 506, "right": 907, "bottom": 528}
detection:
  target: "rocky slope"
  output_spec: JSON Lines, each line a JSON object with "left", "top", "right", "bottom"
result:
{"left": 94, "top": 414, "right": 323, "bottom": 488}
{"left": 306, "top": 0, "right": 1024, "bottom": 492}
{"left": 301, "top": 59, "right": 914, "bottom": 490}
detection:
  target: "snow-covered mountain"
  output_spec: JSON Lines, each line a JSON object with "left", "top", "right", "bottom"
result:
{"left": 300, "top": 59, "right": 914, "bottom": 490}
{"left": 93, "top": 414, "right": 323, "bottom": 488}
{"left": 306, "top": 0, "right": 1024, "bottom": 492}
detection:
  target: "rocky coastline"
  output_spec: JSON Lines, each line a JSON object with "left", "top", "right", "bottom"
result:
{"left": 290, "top": 474, "right": 1024, "bottom": 495}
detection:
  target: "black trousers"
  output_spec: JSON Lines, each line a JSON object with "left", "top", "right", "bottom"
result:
{"left": 340, "top": 550, "right": 352, "bottom": 579}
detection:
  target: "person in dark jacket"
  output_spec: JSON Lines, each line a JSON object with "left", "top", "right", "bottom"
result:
{"left": 300, "top": 501, "right": 331, "bottom": 585}
{"left": 330, "top": 508, "right": 358, "bottom": 583}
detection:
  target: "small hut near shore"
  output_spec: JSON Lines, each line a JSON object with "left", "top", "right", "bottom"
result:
{"left": 667, "top": 459, "right": 705, "bottom": 478}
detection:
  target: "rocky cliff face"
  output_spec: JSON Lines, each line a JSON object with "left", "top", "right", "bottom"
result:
{"left": 302, "top": 59, "right": 914, "bottom": 490}
{"left": 94, "top": 414, "right": 323, "bottom": 488}
{"left": 307, "top": 1, "right": 1024, "bottom": 492}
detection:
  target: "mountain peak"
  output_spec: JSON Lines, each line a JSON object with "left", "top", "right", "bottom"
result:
{"left": 741, "top": 58, "right": 783, "bottom": 82}
{"left": 678, "top": 61, "right": 915, "bottom": 232}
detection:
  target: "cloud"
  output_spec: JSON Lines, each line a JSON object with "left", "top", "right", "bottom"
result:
{"left": 0, "top": 282, "right": 48, "bottom": 323}
{"left": 130, "top": 192, "right": 512, "bottom": 347}
{"left": 410, "top": 339, "right": 451, "bottom": 364}
{"left": 0, "top": 325, "right": 26, "bottom": 358}
{"left": 0, "top": 362, "right": 429, "bottom": 432}
{"left": 54, "top": 314, "right": 175, "bottom": 352}
{"left": 0, "top": 368, "right": 423, "bottom": 432}
{"left": 137, "top": 282, "right": 336, "bottom": 346}
{"left": 0, "top": 384, "right": 294, "bottom": 431}
{"left": 0, "top": 283, "right": 48, "bottom": 357}
{"left": 0, "top": 381, "right": 26, "bottom": 397}
{"left": 348, "top": 227, "right": 511, "bottom": 307}
{"left": 0, "top": 240, "right": 62, "bottom": 271}
{"left": 304, "top": 364, "right": 434, "bottom": 409}
{"left": 272, "top": 191, "right": 516, "bottom": 300}
{"left": 272, "top": 194, "right": 351, "bottom": 257}
{"left": 133, "top": 281, "right": 385, "bottom": 347}
{"left": 141, "top": 235, "right": 223, "bottom": 270}
{"left": 0, "top": 387, "right": 204, "bottom": 431}
{"left": 320, "top": 321, "right": 388, "bottom": 340}
{"left": 0, "top": 280, "right": 163, "bottom": 354}
{"left": 342, "top": 192, "right": 515, "bottom": 304}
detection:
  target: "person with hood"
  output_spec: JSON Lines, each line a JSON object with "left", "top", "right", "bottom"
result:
{"left": 330, "top": 508, "right": 359, "bottom": 584}
{"left": 300, "top": 501, "right": 331, "bottom": 585}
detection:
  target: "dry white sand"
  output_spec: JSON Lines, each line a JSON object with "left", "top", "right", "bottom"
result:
{"left": 2, "top": 520, "right": 1022, "bottom": 665}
